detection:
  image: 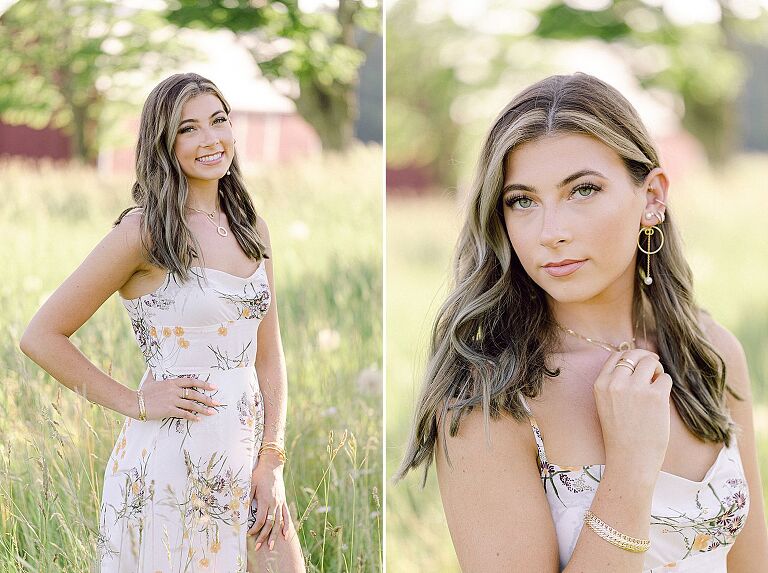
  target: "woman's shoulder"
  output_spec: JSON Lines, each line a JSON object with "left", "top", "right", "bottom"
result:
{"left": 696, "top": 308, "right": 745, "bottom": 363}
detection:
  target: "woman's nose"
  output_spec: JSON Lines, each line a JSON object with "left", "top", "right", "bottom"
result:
{"left": 538, "top": 207, "right": 572, "bottom": 248}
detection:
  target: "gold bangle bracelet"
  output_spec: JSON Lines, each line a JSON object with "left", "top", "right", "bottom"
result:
{"left": 583, "top": 509, "right": 650, "bottom": 553}
{"left": 137, "top": 390, "right": 147, "bottom": 422}
{"left": 258, "top": 442, "right": 287, "bottom": 463}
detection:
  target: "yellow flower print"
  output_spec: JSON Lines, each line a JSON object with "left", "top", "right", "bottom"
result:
{"left": 142, "top": 448, "right": 147, "bottom": 459}
{"left": 229, "top": 498, "right": 241, "bottom": 511}
{"left": 199, "top": 557, "right": 210, "bottom": 568}
{"left": 242, "top": 307, "right": 251, "bottom": 318}
{"left": 112, "top": 460, "right": 118, "bottom": 474}
{"left": 692, "top": 533, "right": 711, "bottom": 551}
{"left": 162, "top": 326, "right": 172, "bottom": 337}
{"left": 132, "top": 482, "right": 140, "bottom": 494}
{"left": 233, "top": 486, "right": 244, "bottom": 498}
{"left": 174, "top": 326, "right": 184, "bottom": 336}
{"left": 211, "top": 540, "right": 221, "bottom": 553}
{"left": 178, "top": 337, "right": 189, "bottom": 349}
{"left": 218, "top": 325, "right": 228, "bottom": 336}
{"left": 150, "top": 326, "right": 157, "bottom": 337}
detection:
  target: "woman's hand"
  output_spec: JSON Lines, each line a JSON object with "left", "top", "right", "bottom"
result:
{"left": 135, "top": 371, "right": 222, "bottom": 421}
{"left": 594, "top": 349, "right": 673, "bottom": 484}
{"left": 247, "top": 455, "right": 293, "bottom": 551}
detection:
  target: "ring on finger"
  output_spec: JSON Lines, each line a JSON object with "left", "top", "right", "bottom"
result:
{"left": 614, "top": 359, "right": 636, "bottom": 373}
{"left": 266, "top": 513, "right": 276, "bottom": 522}
{"left": 618, "top": 357, "right": 638, "bottom": 369}
{"left": 183, "top": 387, "right": 189, "bottom": 399}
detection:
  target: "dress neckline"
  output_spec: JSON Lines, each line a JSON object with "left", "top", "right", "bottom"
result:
{"left": 190, "top": 261, "right": 264, "bottom": 281}
{"left": 543, "top": 440, "right": 732, "bottom": 486}
{"left": 119, "top": 261, "right": 265, "bottom": 301}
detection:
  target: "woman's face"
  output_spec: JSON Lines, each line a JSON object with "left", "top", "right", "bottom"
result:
{"left": 173, "top": 93, "right": 234, "bottom": 187}
{"left": 501, "top": 133, "right": 658, "bottom": 305}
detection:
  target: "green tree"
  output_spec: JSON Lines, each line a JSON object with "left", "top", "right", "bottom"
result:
{"left": 165, "top": 0, "right": 381, "bottom": 151}
{"left": 0, "top": 0, "right": 193, "bottom": 164}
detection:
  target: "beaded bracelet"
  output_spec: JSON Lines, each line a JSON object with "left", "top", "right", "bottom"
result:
{"left": 137, "top": 390, "right": 147, "bottom": 421}
{"left": 583, "top": 509, "right": 650, "bottom": 553}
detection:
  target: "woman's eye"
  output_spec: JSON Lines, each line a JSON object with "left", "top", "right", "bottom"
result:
{"left": 505, "top": 195, "right": 533, "bottom": 209}
{"left": 179, "top": 116, "right": 226, "bottom": 134}
{"left": 572, "top": 184, "right": 600, "bottom": 198}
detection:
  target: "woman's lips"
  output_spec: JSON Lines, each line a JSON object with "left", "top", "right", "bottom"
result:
{"left": 543, "top": 260, "right": 587, "bottom": 277}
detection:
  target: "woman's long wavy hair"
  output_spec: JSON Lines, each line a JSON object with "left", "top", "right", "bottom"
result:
{"left": 114, "top": 72, "right": 268, "bottom": 284}
{"left": 394, "top": 72, "right": 743, "bottom": 487}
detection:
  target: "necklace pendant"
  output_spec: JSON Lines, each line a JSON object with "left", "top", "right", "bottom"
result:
{"left": 217, "top": 226, "right": 228, "bottom": 237}
{"left": 618, "top": 341, "right": 632, "bottom": 351}
{"left": 207, "top": 213, "right": 215, "bottom": 220}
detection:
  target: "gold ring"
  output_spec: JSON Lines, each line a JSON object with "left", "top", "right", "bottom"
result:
{"left": 183, "top": 388, "right": 189, "bottom": 399}
{"left": 266, "top": 514, "right": 275, "bottom": 521}
{"left": 619, "top": 357, "right": 638, "bottom": 368}
{"left": 615, "top": 359, "right": 636, "bottom": 373}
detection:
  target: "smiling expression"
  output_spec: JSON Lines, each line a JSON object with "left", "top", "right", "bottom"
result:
{"left": 173, "top": 93, "right": 234, "bottom": 186}
{"left": 501, "top": 133, "right": 652, "bottom": 305}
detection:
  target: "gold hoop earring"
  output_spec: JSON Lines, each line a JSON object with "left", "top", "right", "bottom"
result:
{"left": 637, "top": 225, "right": 664, "bottom": 285}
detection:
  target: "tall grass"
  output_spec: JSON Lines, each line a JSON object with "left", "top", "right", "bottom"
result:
{"left": 386, "top": 153, "right": 768, "bottom": 572}
{"left": 0, "top": 144, "right": 383, "bottom": 572}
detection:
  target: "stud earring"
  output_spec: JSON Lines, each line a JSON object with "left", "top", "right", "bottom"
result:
{"left": 637, "top": 225, "right": 665, "bottom": 285}
{"left": 226, "top": 169, "right": 231, "bottom": 175}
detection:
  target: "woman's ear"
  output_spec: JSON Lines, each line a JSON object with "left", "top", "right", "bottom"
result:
{"left": 642, "top": 168, "right": 669, "bottom": 227}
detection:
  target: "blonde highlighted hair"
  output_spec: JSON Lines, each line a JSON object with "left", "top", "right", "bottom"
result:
{"left": 115, "top": 72, "right": 268, "bottom": 283}
{"left": 395, "top": 72, "right": 743, "bottom": 486}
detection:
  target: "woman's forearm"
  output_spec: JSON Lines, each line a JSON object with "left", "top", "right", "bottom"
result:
{"left": 19, "top": 330, "right": 138, "bottom": 418}
{"left": 256, "top": 352, "right": 288, "bottom": 446}
{"left": 563, "top": 466, "right": 657, "bottom": 573}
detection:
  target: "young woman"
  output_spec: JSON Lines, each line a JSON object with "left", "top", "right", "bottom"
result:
{"left": 20, "top": 73, "right": 306, "bottom": 572}
{"left": 394, "top": 73, "right": 768, "bottom": 572}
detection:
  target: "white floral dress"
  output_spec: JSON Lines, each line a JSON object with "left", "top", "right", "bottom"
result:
{"left": 97, "top": 263, "right": 271, "bottom": 572}
{"left": 519, "top": 394, "right": 750, "bottom": 572}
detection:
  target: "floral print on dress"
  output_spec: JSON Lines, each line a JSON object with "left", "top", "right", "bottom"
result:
{"left": 215, "top": 282, "right": 271, "bottom": 321}
{"left": 519, "top": 394, "right": 749, "bottom": 572}
{"left": 99, "top": 262, "right": 270, "bottom": 571}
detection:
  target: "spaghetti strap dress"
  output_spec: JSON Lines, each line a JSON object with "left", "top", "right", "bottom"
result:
{"left": 97, "top": 263, "right": 271, "bottom": 572}
{"left": 518, "top": 394, "right": 750, "bottom": 572}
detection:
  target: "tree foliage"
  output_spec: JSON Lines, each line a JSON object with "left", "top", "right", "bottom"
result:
{"left": 0, "top": 0, "right": 193, "bottom": 164}
{"left": 165, "top": 0, "right": 382, "bottom": 150}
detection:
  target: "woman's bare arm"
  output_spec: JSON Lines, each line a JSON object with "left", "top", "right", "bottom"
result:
{"left": 436, "top": 408, "right": 560, "bottom": 572}
{"left": 253, "top": 216, "right": 288, "bottom": 449}
{"left": 436, "top": 406, "right": 659, "bottom": 572}
{"left": 700, "top": 318, "right": 768, "bottom": 571}
{"left": 19, "top": 211, "right": 146, "bottom": 418}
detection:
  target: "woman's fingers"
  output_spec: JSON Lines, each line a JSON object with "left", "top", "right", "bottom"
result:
{"left": 175, "top": 378, "right": 218, "bottom": 392}
{"left": 173, "top": 407, "right": 199, "bottom": 422}
{"left": 254, "top": 504, "right": 275, "bottom": 550}
{"left": 268, "top": 504, "right": 281, "bottom": 549}
{"left": 282, "top": 503, "right": 290, "bottom": 539}
{"left": 248, "top": 499, "right": 268, "bottom": 537}
{"left": 182, "top": 388, "right": 222, "bottom": 408}
{"left": 177, "top": 397, "right": 216, "bottom": 416}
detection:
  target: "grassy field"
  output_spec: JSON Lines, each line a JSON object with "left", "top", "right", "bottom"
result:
{"left": 386, "top": 153, "right": 768, "bottom": 572}
{"left": 0, "top": 144, "right": 383, "bottom": 572}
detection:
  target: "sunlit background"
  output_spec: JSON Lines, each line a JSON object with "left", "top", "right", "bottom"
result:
{"left": 0, "top": 1, "right": 383, "bottom": 571}
{"left": 386, "top": 0, "right": 768, "bottom": 570}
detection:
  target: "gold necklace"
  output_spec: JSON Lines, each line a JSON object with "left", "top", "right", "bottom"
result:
{"left": 555, "top": 323, "right": 636, "bottom": 352}
{"left": 187, "top": 204, "right": 228, "bottom": 237}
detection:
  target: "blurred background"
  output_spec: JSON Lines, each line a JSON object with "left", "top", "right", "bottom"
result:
{"left": 386, "top": 0, "right": 768, "bottom": 571}
{"left": 0, "top": 0, "right": 382, "bottom": 571}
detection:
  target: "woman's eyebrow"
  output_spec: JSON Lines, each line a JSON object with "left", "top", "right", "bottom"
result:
{"left": 502, "top": 169, "right": 607, "bottom": 194}
{"left": 179, "top": 110, "right": 225, "bottom": 126}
